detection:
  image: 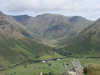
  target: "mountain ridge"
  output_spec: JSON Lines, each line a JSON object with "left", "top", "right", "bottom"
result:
{"left": 13, "top": 13, "right": 93, "bottom": 43}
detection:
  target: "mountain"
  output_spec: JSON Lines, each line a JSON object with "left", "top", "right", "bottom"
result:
{"left": 0, "top": 12, "right": 34, "bottom": 39}
{"left": 0, "top": 12, "right": 57, "bottom": 69}
{"left": 58, "top": 19, "right": 100, "bottom": 57}
{"left": 12, "top": 15, "right": 33, "bottom": 25}
{"left": 0, "top": 11, "right": 100, "bottom": 71}
{"left": 80, "top": 18, "right": 100, "bottom": 41}
{"left": 13, "top": 14, "right": 93, "bottom": 42}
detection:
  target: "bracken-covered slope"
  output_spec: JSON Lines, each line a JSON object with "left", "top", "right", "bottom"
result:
{"left": 58, "top": 19, "right": 100, "bottom": 57}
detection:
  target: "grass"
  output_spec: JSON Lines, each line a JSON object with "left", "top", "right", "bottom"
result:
{"left": 0, "top": 34, "right": 59, "bottom": 69}
{"left": 39, "top": 53, "right": 62, "bottom": 60}
{"left": 0, "top": 58, "right": 100, "bottom": 75}
{"left": 5, "top": 58, "right": 72, "bottom": 75}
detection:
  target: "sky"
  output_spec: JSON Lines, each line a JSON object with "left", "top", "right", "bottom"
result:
{"left": 0, "top": 0, "right": 100, "bottom": 20}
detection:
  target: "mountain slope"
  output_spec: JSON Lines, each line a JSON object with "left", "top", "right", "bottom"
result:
{"left": 0, "top": 12, "right": 57, "bottom": 69}
{"left": 13, "top": 14, "right": 93, "bottom": 41}
{"left": 0, "top": 12, "right": 34, "bottom": 39}
{"left": 58, "top": 19, "right": 100, "bottom": 57}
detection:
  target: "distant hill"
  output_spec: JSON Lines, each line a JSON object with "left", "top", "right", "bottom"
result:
{"left": 13, "top": 14, "right": 93, "bottom": 42}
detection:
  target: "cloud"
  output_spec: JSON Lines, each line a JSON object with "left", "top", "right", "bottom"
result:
{"left": 0, "top": 0, "right": 100, "bottom": 20}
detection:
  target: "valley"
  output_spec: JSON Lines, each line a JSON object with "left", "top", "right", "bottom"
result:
{"left": 0, "top": 11, "right": 100, "bottom": 75}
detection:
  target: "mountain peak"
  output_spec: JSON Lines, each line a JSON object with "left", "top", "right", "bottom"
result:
{"left": 36, "top": 13, "right": 67, "bottom": 18}
{"left": 69, "top": 16, "right": 89, "bottom": 22}
{"left": 12, "top": 15, "right": 33, "bottom": 25}
{"left": 13, "top": 15, "right": 31, "bottom": 18}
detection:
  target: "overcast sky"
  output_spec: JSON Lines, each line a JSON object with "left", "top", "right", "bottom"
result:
{"left": 0, "top": 0, "right": 100, "bottom": 20}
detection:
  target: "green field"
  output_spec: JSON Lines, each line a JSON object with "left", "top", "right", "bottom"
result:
{"left": 0, "top": 58, "right": 71, "bottom": 75}
{"left": 0, "top": 58, "right": 100, "bottom": 75}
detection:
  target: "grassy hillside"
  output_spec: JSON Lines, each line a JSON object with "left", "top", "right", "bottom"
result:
{"left": 0, "top": 12, "right": 59, "bottom": 69}
{"left": 0, "top": 33, "right": 57, "bottom": 69}
{"left": 57, "top": 19, "right": 100, "bottom": 57}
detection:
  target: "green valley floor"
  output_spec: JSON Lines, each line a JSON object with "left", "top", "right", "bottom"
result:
{"left": 0, "top": 58, "right": 100, "bottom": 75}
